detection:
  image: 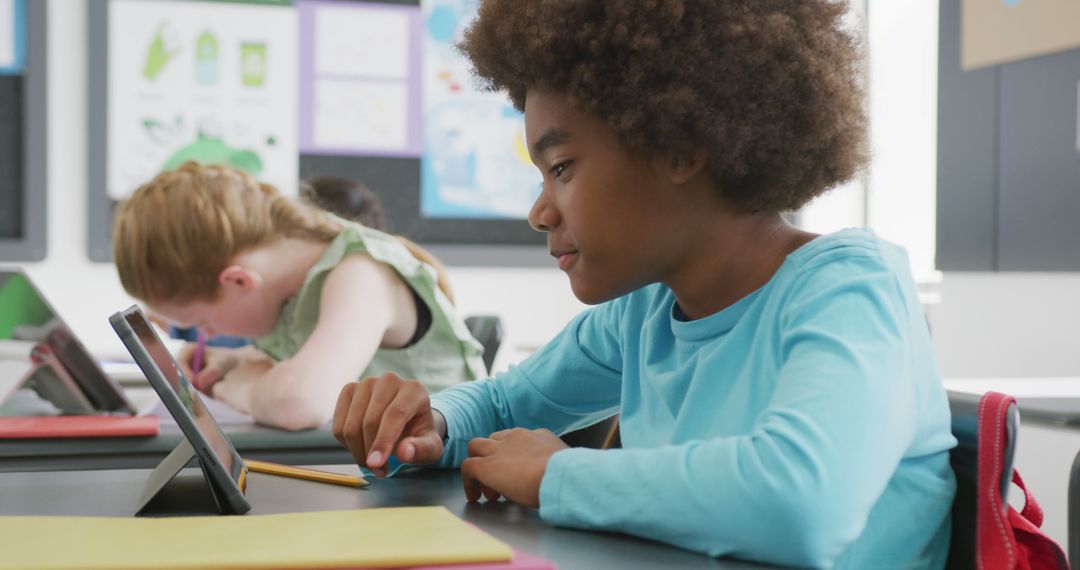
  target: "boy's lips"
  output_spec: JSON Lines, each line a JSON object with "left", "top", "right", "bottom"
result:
{"left": 551, "top": 249, "right": 578, "bottom": 270}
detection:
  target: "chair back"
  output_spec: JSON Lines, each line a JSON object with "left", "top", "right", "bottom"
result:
{"left": 464, "top": 315, "right": 504, "bottom": 375}
{"left": 560, "top": 415, "right": 620, "bottom": 449}
{"left": 947, "top": 390, "right": 1019, "bottom": 569}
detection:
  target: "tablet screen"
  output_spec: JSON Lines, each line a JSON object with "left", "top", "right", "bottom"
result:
{"left": 123, "top": 311, "right": 243, "bottom": 483}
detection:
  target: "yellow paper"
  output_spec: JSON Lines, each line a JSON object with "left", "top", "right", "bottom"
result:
{"left": 0, "top": 506, "right": 513, "bottom": 570}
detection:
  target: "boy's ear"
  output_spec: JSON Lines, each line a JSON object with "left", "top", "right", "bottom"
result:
{"left": 218, "top": 265, "right": 262, "bottom": 293}
{"left": 668, "top": 148, "right": 708, "bottom": 185}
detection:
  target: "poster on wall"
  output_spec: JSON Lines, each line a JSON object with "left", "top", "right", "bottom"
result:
{"left": 420, "top": 0, "right": 541, "bottom": 220}
{"left": 0, "top": 0, "right": 24, "bottom": 75}
{"left": 962, "top": 0, "right": 1080, "bottom": 70}
{"left": 298, "top": 0, "right": 421, "bottom": 157}
{"left": 107, "top": 0, "right": 298, "bottom": 200}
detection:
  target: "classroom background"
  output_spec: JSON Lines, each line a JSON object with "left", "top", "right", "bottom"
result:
{"left": 2, "top": 0, "right": 1080, "bottom": 551}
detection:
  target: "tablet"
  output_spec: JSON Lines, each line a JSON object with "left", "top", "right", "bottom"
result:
{"left": 110, "top": 305, "right": 251, "bottom": 515}
{"left": 0, "top": 269, "right": 135, "bottom": 414}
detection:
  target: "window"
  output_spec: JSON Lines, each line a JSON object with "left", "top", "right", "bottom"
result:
{"left": 797, "top": 0, "right": 940, "bottom": 284}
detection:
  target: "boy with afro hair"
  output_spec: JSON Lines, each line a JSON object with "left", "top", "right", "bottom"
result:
{"left": 333, "top": 1, "right": 956, "bottom": 567}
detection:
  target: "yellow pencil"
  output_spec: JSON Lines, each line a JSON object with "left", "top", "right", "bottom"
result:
{"left": 244, "top": 459, "right": 369, "bottom": 488}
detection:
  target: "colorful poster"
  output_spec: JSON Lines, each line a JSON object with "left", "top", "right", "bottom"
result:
{"left": 0, "top": 0, "right": 24, "bottom": 75}
{"left": 107, "top": 0, "right": 297, "bottom": 200}
{"left": 420, "top": 0, "right": 541, "bottom": 219}
{"left": 962, "top": 0, "right": 1080, "bottom": 70}
{"left": 298, "top": 0, "right": 422, "bottom": 157}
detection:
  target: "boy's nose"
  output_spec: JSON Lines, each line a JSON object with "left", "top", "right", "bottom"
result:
{"left": 528, "top": 190, "right": 559, "bottom": 232}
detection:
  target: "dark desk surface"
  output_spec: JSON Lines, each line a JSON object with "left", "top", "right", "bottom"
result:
{"left": 0, "top": 466, "right": 770, "bottom": 570}
{"left": 7, "top": 380, "right": 1077, "bottom": 474}
{"left": 0, "top": 422, "right": 351, "bottom": 472}
{"left": 0, "top": 387, "right": 352, "bottom": 472}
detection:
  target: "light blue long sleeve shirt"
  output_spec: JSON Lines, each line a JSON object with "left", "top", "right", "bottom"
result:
{"left": 430, "top": 229, "right": 956, "bottom": 568}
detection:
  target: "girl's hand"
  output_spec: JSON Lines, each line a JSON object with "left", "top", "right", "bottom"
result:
{"left": 178, "top": 344, "right": 241, "bottom": 394}
{"left": 209, "top": 364, "right": 259, "bottom": 415}
{"left": 332, "top": 373, "right": 445, "bottom": 478}
{"left": 461, "top": 428, "right": 568, "bottom": 508}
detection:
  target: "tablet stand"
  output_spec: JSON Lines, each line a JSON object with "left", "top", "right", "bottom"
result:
{"left": 136, "top": 439, "right": 241, "bottom": 516}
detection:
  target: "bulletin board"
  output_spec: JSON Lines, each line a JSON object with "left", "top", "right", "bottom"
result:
{"left": 87, "top": 0, "right": 299, "bottom": 261}
{"left": 0, "top": 0, "right": 46, "bottom": 262}
{"left": 87, "top": 0, "right": 547, "bottom": 267}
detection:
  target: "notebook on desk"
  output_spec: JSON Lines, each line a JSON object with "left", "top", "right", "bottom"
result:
{"left": 0, "top": 415, "right": 159, "bottom": 439}
{"left": 0, "top": 507, "right": 528, "bottom": 570}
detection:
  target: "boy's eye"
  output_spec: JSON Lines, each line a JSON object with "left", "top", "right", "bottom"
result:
{"left": 550, "top": 161, "right": 572, "bottom": 177}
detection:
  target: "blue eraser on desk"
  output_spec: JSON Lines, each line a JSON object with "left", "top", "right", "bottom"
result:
{"left": 360, "top": 455, "right": 405, "bottom": 478}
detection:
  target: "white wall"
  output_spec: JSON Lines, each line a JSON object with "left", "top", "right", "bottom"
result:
{"left": 929, "top": 273, "right": 1080, "bottom": 377}
{"left": 6, "top": 2, "right": 585, "bottom": 371}
{"left": 865, "top": 0, "right": 939, "bottom": 284}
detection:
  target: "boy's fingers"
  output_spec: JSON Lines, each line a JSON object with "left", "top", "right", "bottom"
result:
{"left": 397, "top": 433, "right": 442, "bottom": 464}
{"left": 481, "top": 484, "right": 502, "bottom": 503}
{"left": 331, "top": 382, "right": 358, "bottom": 446}
{"left": 460, "top": 457, "right": 484, "bottom": 502}
{"left": 394, "top": 411, "right": 441, "bottom": 462}
{"left": 339, "top": 381, "right": 375, "bottom": 465}
{"left": 396, "top": 440, "right": 416, "bottom": 463}
{"left": 361, "top": 380, "right": 399, "bottom": 464}
{"left": 367, "top": 388, "right": 425, "bottom": 468}
{"left": 467, "top": 437, "right": 498, "bottom": 457}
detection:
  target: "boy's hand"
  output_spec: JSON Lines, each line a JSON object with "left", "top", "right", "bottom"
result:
{"left": 461, "top": 428, "right": 568, "bottom": 508}
{"left": 332, "top": 373, "right": 445, "bottom": 477}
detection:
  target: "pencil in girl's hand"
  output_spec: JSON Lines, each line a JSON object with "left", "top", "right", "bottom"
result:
{"left": 192, "top": 330, "right": 206, "bottom": 376}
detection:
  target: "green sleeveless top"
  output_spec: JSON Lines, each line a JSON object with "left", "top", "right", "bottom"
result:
{"left": 252, "top": 221, "right": 486, "bottom": 392}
